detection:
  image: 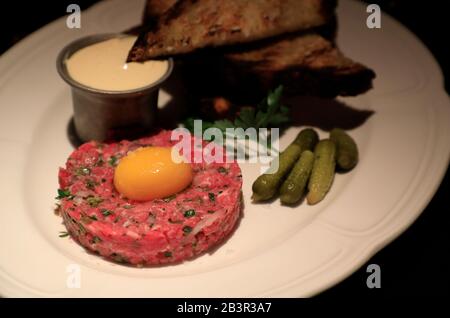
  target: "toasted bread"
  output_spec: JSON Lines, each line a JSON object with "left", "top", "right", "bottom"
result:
{"left": 222, "top": 33, "right": 375, "bottom": 97}
{"left": 128, "top": 0, "right": 337, "bottom": 61}
{"left": 131, "top": 0, "right": 374, "bottom": 98}
{"left": 142, "top": 0, "right": 180, "bottom": 26}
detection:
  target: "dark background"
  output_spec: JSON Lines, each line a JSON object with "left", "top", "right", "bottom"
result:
{"left": 1, "top": 1, "right": 448, "bottom": 298}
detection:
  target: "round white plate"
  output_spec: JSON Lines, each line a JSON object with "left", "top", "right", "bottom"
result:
{"left": 0, "top": 0, "right": 449, "bottom": 297}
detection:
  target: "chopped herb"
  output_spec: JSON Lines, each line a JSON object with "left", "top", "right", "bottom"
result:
{"left": 86, "top": 179, "right": 97, "bottom": 190}
{"left": 108, "top": 156, "right": 118, "bottom": 166}
{"left": 89, "top": 215, "right": 98, "bottom": 221}
{"left": 101, "top": 209, "right": 113, "bottom": 216}
{"left": 56, "top": 189, "right": 73, "bottom": 200}
{"left": 183, "top": 226, "right": 193, "bottom": 234}
{"left": 183, "top": 86, "right": 289, "bottom": 137}
{"left": 86, "top": 196, "right": 103, "bottom": 207}
{"left": 218, "top": 167, "right": 228, "bottom": 174}
{"left": 163, "top": 194, "right": 177, "bottom": 202}
{"left": 111, "top": 253, "right": 127, "bottom": 263}
{"left": 163, "top": 251, "right": 172, "bottom": 258}
{"left": 75, "top": 167, "right": 91, "bottom": 176}
{"left": 208, "top": 193, "right": 215, "bottom": 202}
{"left": 123, "top": 204, "right": 134, "bottom": 209}
{"left": 78, "top": 223, "right": 86, "bottom": 234}
{"left": 59, "top": 231, "right": 69, "bottom": 238}
{"left": 92, "top": 236, "right": 102, "bottom": 244}
{"left": 207, "top": 210, "right": 215, "bottom": 214}
{"left": 184, "top": 209, "right": 196, "bottom": 218}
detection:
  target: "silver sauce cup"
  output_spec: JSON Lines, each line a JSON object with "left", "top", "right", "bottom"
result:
{"left": 56, "top": 33, "right": 173, "bottom": 142}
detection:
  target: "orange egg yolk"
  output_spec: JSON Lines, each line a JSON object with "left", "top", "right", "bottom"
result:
{"left": 114, "top": 146, "right": 193, "bottom": 201}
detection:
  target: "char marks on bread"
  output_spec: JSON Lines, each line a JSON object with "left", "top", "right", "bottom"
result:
{"left": 129, "top": 0, "right": 375, "bottom": 98}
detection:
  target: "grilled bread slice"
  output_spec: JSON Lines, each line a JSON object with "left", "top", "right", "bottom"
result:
{"left": 128, "top": 0, "right": 337, "bottom": 61}
{"left": 142, "top": 0, "right": 180, "bottom": 26}
{"left": 222, "top": 33, "right": 376, "bottom": 97}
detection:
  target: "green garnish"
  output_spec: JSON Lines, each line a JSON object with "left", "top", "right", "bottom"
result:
{"left": 218, "top": 167, "right": 228, "bottom": 174}
{"left": 86, "top": 196, "right": 103, "bottom": 207}
{"left": 89, "top": 215, "right": 98, "bottom": 221}
{"left": 123, "top": 204, "right": 134, "bottom": 209}
{"left": 112, "top": 253, "right": 127, "bottom": 263}
{"left": 101, "top": 209, "right": 113, "bottom": 216}
{"left": 208, "top": 193, "right": 215, "bottom": 202}
{"left": 163, "top": 251, "right": 172, "bottom": 258}
{"left": 59, "top": 231, "right": 69, "bottom": 238}
{"left": 92, "top": 236, "right": 102, "bottom": 244}
{"left": 108, "top": 156, "right": 118, "bottom": 166}
{"left": 182, "top": 226, "right": 193, "bottom": 234}
{"left": 56, "top": 189, "right": 73, "bottom": 200}
{"left": 184, "top": 209, "right": 196, "bottom": 218}
{"left": 78, "top": 223, "right": 86, "bottom": 234}
{"left": 86, "top": 179, "right": 97, "bottom": 190}
{"left": 183, "top": 86, "right": 289, "bottom": 137}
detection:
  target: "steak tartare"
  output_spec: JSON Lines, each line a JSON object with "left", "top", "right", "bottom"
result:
{"left": 57, "top": 130, "right": 242, "bottom": 265}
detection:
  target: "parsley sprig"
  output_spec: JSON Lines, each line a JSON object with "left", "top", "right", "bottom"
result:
{"left": 55, "top": 189, "right": 73, "bottom": 200}
{"left": 184, "top": 86, "right": 289, "bottom": 136}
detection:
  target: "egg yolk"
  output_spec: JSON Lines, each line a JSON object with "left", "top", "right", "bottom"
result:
{"left": 114, "top": 147, "right": 193, "bottom": 201}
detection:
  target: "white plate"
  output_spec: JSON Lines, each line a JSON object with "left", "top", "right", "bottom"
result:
{"left": 0, "top": 0, "right": 449, "bottom": 297}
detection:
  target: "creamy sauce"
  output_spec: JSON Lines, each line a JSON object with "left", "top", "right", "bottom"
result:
{"left": 66, "top": 36, "right": 168, "bottom": 91}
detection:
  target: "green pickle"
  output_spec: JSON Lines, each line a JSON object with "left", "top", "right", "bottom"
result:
{"left": 252, "top": 128, "right": 319, "bottom": 202}
{"left": 330, "top": 128, "right": 358, "bottom": 170}
{"left": 307, "top": 139, "right": 336, "bottom": 205}
{"left": 279, "top": 150, "right": 314, "bottom": 205}
{"left": 293, "top": 128, "right": 319, "bottom": 150}
{"left": 251, "top": 144, "right": 301, "bottom": 202}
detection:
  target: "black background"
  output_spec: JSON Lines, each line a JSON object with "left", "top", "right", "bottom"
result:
{"left": 0, "top": 0, "right": 448, "bottom": 298}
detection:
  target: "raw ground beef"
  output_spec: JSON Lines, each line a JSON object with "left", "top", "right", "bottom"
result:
{"left": 57, "top": 130, "right": 242, "bottom": 266}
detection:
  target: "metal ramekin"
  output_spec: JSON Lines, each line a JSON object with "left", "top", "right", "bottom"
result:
{"left": 57, "top": 33, "right": 173, "bottom": 142}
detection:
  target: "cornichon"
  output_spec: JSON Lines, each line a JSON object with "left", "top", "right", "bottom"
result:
{"left": 330, "top": 128, "right": 358, "bottom": 170}
{"left": 307, "top": 139, "right": 336, "bottom": 205}
{"left": 292, "top": 128, "right": 319, "bottom": 151}
{"left": 251, "top": 143, "right": 301, "bottom": 202}
{"left": 252, "top": 128, "right": 319, "bottom": 202}
{"left": 279, "top": 150, "right": 315, "bottom": 205}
